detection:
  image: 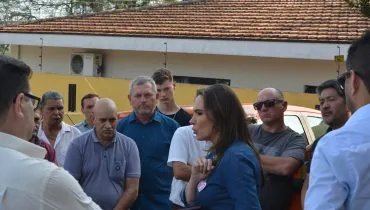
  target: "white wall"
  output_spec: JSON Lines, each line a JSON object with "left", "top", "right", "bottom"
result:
{"left": 11, "top": 45, "right": 343, "bottom": 92}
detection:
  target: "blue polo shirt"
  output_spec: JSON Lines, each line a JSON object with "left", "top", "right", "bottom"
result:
{"left": 116, "top": 111, "right": 179, "bottom": 210}
{"left": 64, "top": 129, "right": 141, "bottom": 210}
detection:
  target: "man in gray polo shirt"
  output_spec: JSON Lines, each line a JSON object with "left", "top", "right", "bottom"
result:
{"left": 64, "top": 98, "right": 141, "bottom": 210}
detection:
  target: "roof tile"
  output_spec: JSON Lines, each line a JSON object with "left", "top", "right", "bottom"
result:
{"left": 1, "top": 0, "right": 369, "bottom": 43}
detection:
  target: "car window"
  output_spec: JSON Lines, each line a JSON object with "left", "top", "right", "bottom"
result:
{"left": 284, "top": 115, "right": 307, "bottom": 143}
{"left": 307, "top": 116, "right": 329, "bottom": 139}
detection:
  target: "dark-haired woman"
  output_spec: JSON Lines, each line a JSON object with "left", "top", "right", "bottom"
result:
{"left": 183, "top": 84, "right": 262, "bottom": 210}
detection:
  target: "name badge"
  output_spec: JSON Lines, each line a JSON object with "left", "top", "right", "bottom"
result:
{"left": 197, "top": 180, "right": 207, "bottom": 192}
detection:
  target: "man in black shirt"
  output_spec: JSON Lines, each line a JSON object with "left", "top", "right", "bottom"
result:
{"left": 152, "top": 68, "right": 191, "bottom": 127}
{"left": 301, "top": 79, "right": 350, "bottom": 206}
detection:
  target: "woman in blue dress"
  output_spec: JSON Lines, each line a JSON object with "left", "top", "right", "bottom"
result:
{"left": 184, "top": 84, "right": 262, "bottom": 210}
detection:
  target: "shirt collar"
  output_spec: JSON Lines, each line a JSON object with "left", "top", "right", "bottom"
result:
{"left": 91, "top": 128, "right": 117, "bottom": 143}
{"left": 82, "top": 120, "right": 92, "bottom": 128}
{"left": 61, "top": 122, "right": 72, "bottom": 133}
{"left": 39, "top": 121, "right": 71, "bottom": 135}
{"left": 0, "top": 132, "right": 46, "bottom": 158}
{"left": 127, "top": 111, "right": 162, "bottom": 124}
{"left": 346, "top": 104, "right": 370, "bottom": 126}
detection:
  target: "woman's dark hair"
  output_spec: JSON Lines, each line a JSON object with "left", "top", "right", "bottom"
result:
{"left": 196, "top": 84, "right": 261, "bottom": 165}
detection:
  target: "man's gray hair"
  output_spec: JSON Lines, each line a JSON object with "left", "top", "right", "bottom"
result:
{"left": 40, "top": 91, "right": 64, "bottom": 109}
{"left": 129, "top": 76, "right": 157, "bottom": 95}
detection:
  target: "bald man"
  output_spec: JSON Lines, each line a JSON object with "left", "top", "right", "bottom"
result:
{"left": 64, "top": 98, "right": 141, "bottom": 210}
{"left": 250, "top": 88, "right": 306, "bottom": 210}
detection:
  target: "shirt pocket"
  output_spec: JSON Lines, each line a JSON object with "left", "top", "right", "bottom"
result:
{"left": 109, "top": 160, "right": 126, "bottom": 181}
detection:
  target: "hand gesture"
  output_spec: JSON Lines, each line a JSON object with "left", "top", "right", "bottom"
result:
{"left": 190, "top": 157, "right": 215, "bottom": 183}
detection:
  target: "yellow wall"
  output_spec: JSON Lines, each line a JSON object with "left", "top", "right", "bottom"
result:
{"left": 30, "top": 72, "right": 319, "bottom": 125}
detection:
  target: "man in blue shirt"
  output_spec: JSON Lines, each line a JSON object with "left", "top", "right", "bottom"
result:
{"left": 74, "top": 93, "right": 99, "bottom": 133}
{"left": 117, "top": 76, "right": 179, "bottom": 210}
{"left": 65, "top": 98, "right": 141, "bottom": 210}
{"left": 305, "top": 30, "right": 370, "bottom": 209}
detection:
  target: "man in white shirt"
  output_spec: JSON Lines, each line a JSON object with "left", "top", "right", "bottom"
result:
{"left": 167, "top": 125, "right": 211, "bottom": 209}
{"left": 38, "top": 91, "right": 81, "bottom": 166}
{"left": 305, "top": 30, "right": 370, "bottom": 209}
{"left": 0, "top": 55, "right": 101, "bottom": 209}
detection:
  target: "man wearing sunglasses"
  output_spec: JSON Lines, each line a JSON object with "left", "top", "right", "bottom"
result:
{"left": 250, "top": 88, "right": 306, "bottom": 210}
{"left": 0, "top": 55, "right": 101, "bottom": 209}
{"left": 305, "top": 31, "right": 370, "bottom": 209}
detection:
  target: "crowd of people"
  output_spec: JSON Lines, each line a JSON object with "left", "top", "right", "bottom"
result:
{"left": 1, "top": 30, "right": 370, "bottom": 210}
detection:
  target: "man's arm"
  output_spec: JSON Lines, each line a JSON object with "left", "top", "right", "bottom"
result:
{"left": 114, "top": 138, "right": 141, "bottom": 210}
{"left": 262, "top": 132, "right": 306, "bottom": 176}
{"left": 301, "top": 175, "right": 309, "bottom": 207}
{"left": 260, "top": 155, "right": 301, "bottom": 176}
{"left": 64, "top": 140, "right": 82, "bottom": 180}
{"left": 173, "top": 161, "right": 192, "bottom": 181}
{"left": 113, "top": 178, "right": 140, "bottom": 210}
{"left": 168, "top": 127, "right": 191, "bottom": 181}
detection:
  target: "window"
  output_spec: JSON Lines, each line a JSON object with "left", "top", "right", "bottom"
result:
{"left": 174, "top": 75, "right": 230, "bottom": 86}
{"left": 307, "top": 116, "right": 329, "bottom": 139}
{"left": 304, "top": 85, "right": 318, "bottom": 94}
{"left": 284, "top": 115, "right": 304, "bottom": 135}
{"left": 284, "top": 115, "right": 307, "bottom": 143}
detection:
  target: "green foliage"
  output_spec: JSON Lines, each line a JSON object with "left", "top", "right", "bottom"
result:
{"left": 0, "top": 45, "right": 9, "bottom": 55}
{"left": 344, "top": 0, "right": 370, "bottom": 17}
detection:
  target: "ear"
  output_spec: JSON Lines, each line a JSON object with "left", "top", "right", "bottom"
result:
{"left": 13, "top": 93, "right": 26, "bottom": 119}
{"left": 173, "top": 82, "right": 176, "bottom": 90}
{"left": 92, "top": 114, "right": 96, "bottom": 125}
{"left": 282, "top": 101, "right": 288, "bottom": 112}
{"left": 155, "top": 92, "right": 159, "bottom": 100}
{"left": 349, "top": 71, "right": 360, "bottom": 96}
{"left": 128, "top": 94, "right": 132, "bottom": 105}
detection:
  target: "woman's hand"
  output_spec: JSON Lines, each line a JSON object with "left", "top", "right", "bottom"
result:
{"left": 186, "top": 157, "right": 215, "bottom": 204}
{"left": 190, "top": 158, "right": 215, "bottom": 183}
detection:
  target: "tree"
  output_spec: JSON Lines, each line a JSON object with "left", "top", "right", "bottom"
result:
{"left": 345, "top": 0, "right": 370, "bottom": 17}
{"left": 0, "top": 0, "right": 180, "bottom": 54}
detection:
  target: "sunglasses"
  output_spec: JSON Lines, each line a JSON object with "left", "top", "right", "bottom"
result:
{"left": 337, "top": 71, "right": 351, "bottom": 90}
{"left": 253, "top": 99, "right": 284, "bottom": 111}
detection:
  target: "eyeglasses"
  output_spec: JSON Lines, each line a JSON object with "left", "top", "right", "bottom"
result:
{"left": 13, "top": 92, "right": 40, "bottom": 110}
{"left": 253, "top": 99, "right": 284, "bottom": 111}
{"left": 337, "top": 71, "right": 351, "bottom": 90}
{"left": 24, "top": 93, "right": 41, "bottom": 110}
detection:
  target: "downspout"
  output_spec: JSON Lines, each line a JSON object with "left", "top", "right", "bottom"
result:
{"left": 17, "top": 45, "right": 21, "bottom": 59}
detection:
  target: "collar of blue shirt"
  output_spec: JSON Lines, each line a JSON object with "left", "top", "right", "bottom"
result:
{"left": 345, "top": 104, "right": 370, "bottom": 126}
{"left": 127, "top": 111, "right": 162, "bottom": 124}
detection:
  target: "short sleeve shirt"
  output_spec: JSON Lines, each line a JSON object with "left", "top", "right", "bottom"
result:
{"left": 167, "top": 125, "right": 210, "bottom": 206}
{"left": 64, "top": 130, "right": 140, "bottom": 210}
{"left": 38, "top": 122, "right": 82, "bottom": 166}
{"left": 116, "top": 111, "right": 179, "bottom": 210}
{"left": 157, "top": 107, "right": 192, "bottom": 127}
{"left": 250, "top": 124, "right": 306, "bottom": 210}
